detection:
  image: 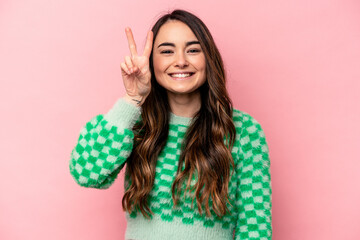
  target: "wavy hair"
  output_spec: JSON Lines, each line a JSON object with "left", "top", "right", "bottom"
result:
{"left": 122, "top": 9, "right": 236, "bottom": 219}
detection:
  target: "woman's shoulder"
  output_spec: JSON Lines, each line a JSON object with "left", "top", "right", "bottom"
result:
{"left": 231, "top": 107, "right": 266, "bottom": 137}
{"left": 231, "top": 107, "right": 261, "bottom": 125}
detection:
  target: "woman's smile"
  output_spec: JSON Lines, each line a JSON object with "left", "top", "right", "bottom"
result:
{"left": 168, "top": 72, "right": 195, "bottom": 80}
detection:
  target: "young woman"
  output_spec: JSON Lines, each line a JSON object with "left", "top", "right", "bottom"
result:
{"left": 69, "top": 9, "right": 272, "bottom": 240}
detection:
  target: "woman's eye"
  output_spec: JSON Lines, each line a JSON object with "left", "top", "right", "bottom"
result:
{"left": 188, "top": 49, "right": 201, "bottom": 53}
{"left": 160, "top": 50, "right": 173, "bottom": 54}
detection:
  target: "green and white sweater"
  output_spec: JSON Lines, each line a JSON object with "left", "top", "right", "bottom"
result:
{"left": 69, "top": 98, "right": 272, "bottom": 240}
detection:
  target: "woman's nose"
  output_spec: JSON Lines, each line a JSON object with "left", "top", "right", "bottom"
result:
{"left": 174, "top": 52, "right": 188, "bottom": 68}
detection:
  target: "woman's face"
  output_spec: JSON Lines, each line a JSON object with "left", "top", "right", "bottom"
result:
{"left": 152, "top": 20, "right": 206, "bottom": 97}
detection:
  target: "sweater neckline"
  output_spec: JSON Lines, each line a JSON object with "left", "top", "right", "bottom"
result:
{"left": 169, "top": 111, "right": 193, "bottom": 126}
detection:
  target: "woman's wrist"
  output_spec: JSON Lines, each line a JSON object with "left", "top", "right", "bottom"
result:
{"left": 123, "top": 94, "right": 145, "bottom": 106}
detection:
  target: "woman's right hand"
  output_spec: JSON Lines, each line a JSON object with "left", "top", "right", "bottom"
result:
{"left": 121, "top": 27, "right": 153, "bottom": 106}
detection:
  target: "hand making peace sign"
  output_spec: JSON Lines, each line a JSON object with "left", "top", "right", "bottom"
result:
{"left": 121, "top": 27, "right": 153, "bottom": 106}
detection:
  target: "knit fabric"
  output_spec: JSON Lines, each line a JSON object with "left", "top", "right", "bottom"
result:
{"left": 69, "top": 98, "right": 272, "bottom": 240}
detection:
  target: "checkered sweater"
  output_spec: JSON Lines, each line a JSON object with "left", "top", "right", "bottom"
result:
{"left": 69, "top": 98, "right": 272, "bottom": 240}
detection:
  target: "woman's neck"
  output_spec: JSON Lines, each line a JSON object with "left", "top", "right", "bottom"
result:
{"left": 167, "top": 91, "right": 201, "bottom": 118}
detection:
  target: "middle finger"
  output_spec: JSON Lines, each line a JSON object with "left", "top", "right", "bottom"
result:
{"left": 125, "top": 27, "right": 138, "bottom": 57}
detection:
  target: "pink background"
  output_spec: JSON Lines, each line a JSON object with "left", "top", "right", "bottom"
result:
{"left": 1, "top": 0, "right": 359, "bottom": 239}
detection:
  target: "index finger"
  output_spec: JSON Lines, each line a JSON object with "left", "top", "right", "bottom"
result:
{"left": 142, "top": 30, "right": 153, "bottom": 58}
{"left": 125, "top": 27, "right": 138, "bottom": 57}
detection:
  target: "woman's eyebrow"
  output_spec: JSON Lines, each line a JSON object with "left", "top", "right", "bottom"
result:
{"left": 157, "top": 41, "right": 200, "bottom": 48}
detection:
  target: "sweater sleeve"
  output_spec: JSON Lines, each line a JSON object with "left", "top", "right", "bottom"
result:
{"left": 234, "top": 113, "right": 272, "bottom": 239}
{"left": 69, "top": 98, "right": 142, "bottom": 189}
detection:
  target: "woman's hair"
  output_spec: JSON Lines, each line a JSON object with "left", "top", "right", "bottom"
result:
{"left": 122, "top": 9, "right": 236, "bottom": 219}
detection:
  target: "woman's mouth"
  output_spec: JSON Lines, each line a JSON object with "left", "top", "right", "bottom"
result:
{"left": 168, "top": 72, "right": 195, "bottom": 80}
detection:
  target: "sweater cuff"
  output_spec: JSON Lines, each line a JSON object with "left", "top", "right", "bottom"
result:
{"left": 104, "top": 98, "right": 141, "bottom": 130}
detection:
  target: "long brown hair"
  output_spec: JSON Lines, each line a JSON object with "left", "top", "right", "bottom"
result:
{"left": 122, "top": 9, "right": 236, "bottom": 219}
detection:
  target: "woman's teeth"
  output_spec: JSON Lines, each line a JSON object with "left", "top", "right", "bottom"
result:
{"left": 170, "top": 73, "right": 192, "bottom": 78}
